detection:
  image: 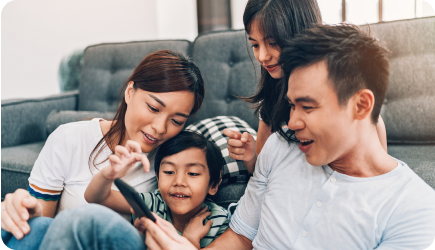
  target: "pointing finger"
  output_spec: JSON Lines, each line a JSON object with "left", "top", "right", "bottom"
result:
{"left": 227, "top": 138, "right": 243, "bottom": 147}
{"left": 222, "top": 129, "right": 241, "bottom": 139}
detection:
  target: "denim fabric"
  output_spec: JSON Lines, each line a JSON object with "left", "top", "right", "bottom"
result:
{"left": 39, "top": 204, "right": 147, "bottom": 250}
{"left": 1, "top": 217, "right": 53, "bottom": 250}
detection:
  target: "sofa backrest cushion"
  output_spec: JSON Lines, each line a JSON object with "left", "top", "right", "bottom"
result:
{"left": 189, "top": 30, "right": 261, "bottom": 131}
{"left": 78, "top": 40, "right": 191, "bottom": 112}
{"left": 362, "top": 17, "right": 435, "bottom": 144}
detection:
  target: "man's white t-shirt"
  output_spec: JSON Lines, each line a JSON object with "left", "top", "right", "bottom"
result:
{"left": 230, "top": 133, "right": 435, "bottom": 249}
{"left": 28, "top": 118, "right": 157, "bottom": 217}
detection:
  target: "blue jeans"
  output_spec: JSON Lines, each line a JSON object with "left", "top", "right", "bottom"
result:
{"left": 1, "top": 217, "right": 53, "bottom": 250}
{"left": 39, "top": 204, "right": 147, "bottom": 250}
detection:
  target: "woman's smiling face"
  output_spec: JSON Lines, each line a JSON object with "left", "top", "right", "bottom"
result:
{"left": 248, "top": 19, "right": 284, "bottom": 79}
{"left": 123, "top": 81, "right": 195, "bottom": 153}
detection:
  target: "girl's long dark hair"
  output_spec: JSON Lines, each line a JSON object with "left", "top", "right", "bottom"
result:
{"left": 242, "top": 0, "right": 322, "bottom": 141}
{"left": 89, "top": 50, "right": 205, "bottom": 170}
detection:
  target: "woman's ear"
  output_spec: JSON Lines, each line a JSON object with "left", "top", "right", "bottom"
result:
{"left": 353, "top": 89, "right": 375, "bottom": 121}
{"left": 208, "top": 179, "right": 222, "bottom": 196}
{"left": 124, "top": 81, "right": 135, "bottom": 105}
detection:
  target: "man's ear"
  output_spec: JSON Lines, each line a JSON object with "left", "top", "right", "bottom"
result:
{"left": 353, "top": 89, "right": 375, "bottom": 121}
{"left": 208, "top": 179, "right": 222, "bottom": 196}
{"left": 124, "top": 81, "right": 135, "bottom": 105}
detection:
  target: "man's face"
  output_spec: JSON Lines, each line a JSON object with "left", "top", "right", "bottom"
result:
{"left": 286, "top": 61, "right": 357, "bottom": 167}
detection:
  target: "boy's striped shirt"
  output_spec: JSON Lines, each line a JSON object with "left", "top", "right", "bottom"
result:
{"left": 132, "top": 189, "right": 229, "bottom": 248}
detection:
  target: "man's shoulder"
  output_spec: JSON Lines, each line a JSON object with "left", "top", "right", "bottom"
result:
{"left": 392, "top": 161, "right": 435, "bottom": 210}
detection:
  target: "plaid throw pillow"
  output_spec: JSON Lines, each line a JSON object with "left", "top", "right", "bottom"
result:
{"left": 185, "top": 116, "right": 257, "bottom": 184}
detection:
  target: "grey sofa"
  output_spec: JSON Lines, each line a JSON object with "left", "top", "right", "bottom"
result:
{"left": 2, "top": 17, "right": 435, "bottom": 208}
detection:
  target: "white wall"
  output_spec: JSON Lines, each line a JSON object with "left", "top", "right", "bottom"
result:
{"left": 1, "top": 0, "right": 198, "bottom": 100}
{"left": 156, "top": 0, "right": 197, "bottom": 41}
{"left": 231, "top": 0, "right": 248, "bottom": 30}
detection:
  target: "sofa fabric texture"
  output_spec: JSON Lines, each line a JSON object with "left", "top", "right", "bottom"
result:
{"left": 188, "top": 30, "right": 261, "bottom": 130}
{"left": 2, "top": 17, "right": 434, "bottom": 202}
{"left": 79, "top": 40, "right": 191, "bottom": 113}
{"left": 1, "top": 91, "right": 78, "bottom": 148}
{"left": 363, "top": 17, "right": 435, "bottom": 143}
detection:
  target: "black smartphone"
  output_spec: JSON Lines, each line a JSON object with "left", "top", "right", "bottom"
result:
{"left": 114, "top": 178, "right": 156, "bottom": 222}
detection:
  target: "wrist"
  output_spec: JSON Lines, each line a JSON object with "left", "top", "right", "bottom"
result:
{"left": 184, "top": 235, "right": 201, "bottom": 249}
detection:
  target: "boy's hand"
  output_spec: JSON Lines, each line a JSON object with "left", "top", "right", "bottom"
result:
{"left": 223, "top": 129, "right": 256, "bottom": 162}
{"left": 183, "top": 206, "right": 213, "bottom": 248}
{"left": 102, "top": 140, "right": 150, "bottom": 180}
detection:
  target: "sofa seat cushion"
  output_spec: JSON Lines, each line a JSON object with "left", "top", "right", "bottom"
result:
{"left": 1, "top": 141, "right": 46, "bottom": 200}
{"left": 185, "top": 116, "right": 257, "bottom": 185}
{"left": 212, "top": 182, "right": 248, "bottom": 210}
{"left": 45, "top": 110, "right": 115, "bottom": 136}
{"left": 388, "top": 144, "right": 435, "bottom": 189}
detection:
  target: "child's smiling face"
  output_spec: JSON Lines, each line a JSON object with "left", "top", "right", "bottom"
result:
{"left": 157, "top": 147, "right": 219, "bottom": 218}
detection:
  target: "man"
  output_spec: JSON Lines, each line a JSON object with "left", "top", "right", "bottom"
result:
{"left": 141, "top": 24, "right": 435, "bottom": 249}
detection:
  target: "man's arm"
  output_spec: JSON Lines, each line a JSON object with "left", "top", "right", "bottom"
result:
{"left": 204, "top": 228, "right": 252, "bottom": 250}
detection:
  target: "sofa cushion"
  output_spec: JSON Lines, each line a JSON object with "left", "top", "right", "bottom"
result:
{"left": 363, "top": 17, "right": 435, "bottom": 144}
{"left": 189, "top": 30, "right": 261, "bottom": 131}
{"left": 388, "top": 144, "right": 435, "bottom": 190}
{"left": 79, "top": 40, "right": 191, "bottom": 113}
{"left": 45, "top": 110, "right": 115, "bottom": 136}
{"left": 1, "top": 141, "right": 46, "bottom": 200}
{"left": 185, "top": 116, "right": 257, "bottom": 185}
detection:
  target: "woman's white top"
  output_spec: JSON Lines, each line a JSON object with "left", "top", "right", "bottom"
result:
{"left": 28, "top": 118, "right": 157, "bottom": 217}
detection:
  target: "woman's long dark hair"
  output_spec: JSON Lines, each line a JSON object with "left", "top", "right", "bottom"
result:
{"left": 242, "top": 0, "right": 322, "bottom": 141}
{"left": 89, "top": 50, "right": 205, "bottom": 169}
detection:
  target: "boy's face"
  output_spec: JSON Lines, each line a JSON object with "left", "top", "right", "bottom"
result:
{"left": 286, "top": 61, "right": 358, "bottom": 167}
{"left": 157, "top": 147, "right": 218, "bottom": 217}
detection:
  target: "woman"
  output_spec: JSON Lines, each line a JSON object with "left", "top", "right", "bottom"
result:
{"left": 224, "top": 0, "right": 388, "bottom": 172}
{"left": 0, "top": 50, "right": 205, "bottom": 245}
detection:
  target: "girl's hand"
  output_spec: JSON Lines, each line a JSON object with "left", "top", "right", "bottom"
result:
{"left": 183, "top": 206, "right": 213, "bottom": 248}
{"left": 135, "top": 213, "right": 197, "bottom": 250}
{"left": 1, "top": 189, "right": 43, "bottom": 240}
{"left": 223, "top": 129, "right": 257, "bottom": 162}
{"left": 102, "top": 140, "right": 150, "bottom": 180}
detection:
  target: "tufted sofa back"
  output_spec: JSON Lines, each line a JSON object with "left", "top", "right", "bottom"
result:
{"left": 362, "top": 17, "right": 435, "bottom": 144}
{"left": 78, "top": 40, "right": 191, "bottom": 112}
{"left": 188, "top": 30, "right": 261, "bottom": 130}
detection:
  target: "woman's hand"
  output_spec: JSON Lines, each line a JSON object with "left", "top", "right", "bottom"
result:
{"left": 134, "top": 213, "right": 198, "bottom": 250}
{"left": 1, "top": 189, "right": 43, "bottom": 240}
{"left": 183, "top": 206, "right": 213, "bottom": 249}
{"left": 102, "top": 140, "right": 150, "bottom": 180}
{"left": 223, "top": 129, "right": 257, "bottom": 173}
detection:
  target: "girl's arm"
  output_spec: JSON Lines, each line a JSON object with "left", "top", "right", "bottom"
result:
{"left": 376, "top": 115, "right": 388, "bottom": 152}
{"left": 84, "top": 140, "right": 150, "bottom": 215}
{"left": 255, "top": 120, "right": 272, "bottom": 155}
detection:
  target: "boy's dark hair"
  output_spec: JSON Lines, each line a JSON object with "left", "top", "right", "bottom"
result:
{"left": 154, "top": 131, "right": 223, "bottom": 188}
{"left": 278, "top": 24, "right": 390, "bottom": 130}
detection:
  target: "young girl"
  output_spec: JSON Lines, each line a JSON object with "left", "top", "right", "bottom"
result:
{"left": 85, "top": 131, "right": 228, "bottom": 249}
{"left": 1, "top": 50, "right": 205, "bottom": 244}
{"left": 223, "top": 0, "right": 388, "bottom": 172}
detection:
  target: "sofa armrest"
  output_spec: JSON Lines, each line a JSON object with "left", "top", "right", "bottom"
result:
{"left": 1, "top": 90, "right": 79, "bottom": 147}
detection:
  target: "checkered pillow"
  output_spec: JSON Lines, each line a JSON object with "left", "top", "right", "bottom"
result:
{"left": 185, "top": 116, "right": 257, "bottom": 184}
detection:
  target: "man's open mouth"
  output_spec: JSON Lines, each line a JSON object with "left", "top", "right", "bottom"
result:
{"left": 300, "top": 140, "right": 314, "bottom": 146}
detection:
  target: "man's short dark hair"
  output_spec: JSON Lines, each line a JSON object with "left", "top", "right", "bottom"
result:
{"left": 279, "top": 24, "right": 390, "bottom": 123}
{"left": 154, "top": 131, "right": 223, "bottom": 188}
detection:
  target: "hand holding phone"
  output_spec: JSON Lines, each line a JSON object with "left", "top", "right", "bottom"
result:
{"left": 114, "top": 178, "right": 156, "bottom": 222}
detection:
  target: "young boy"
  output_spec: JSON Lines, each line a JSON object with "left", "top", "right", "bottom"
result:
{"left": 85, "top": 131, "right": 229, "bottom": 249}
